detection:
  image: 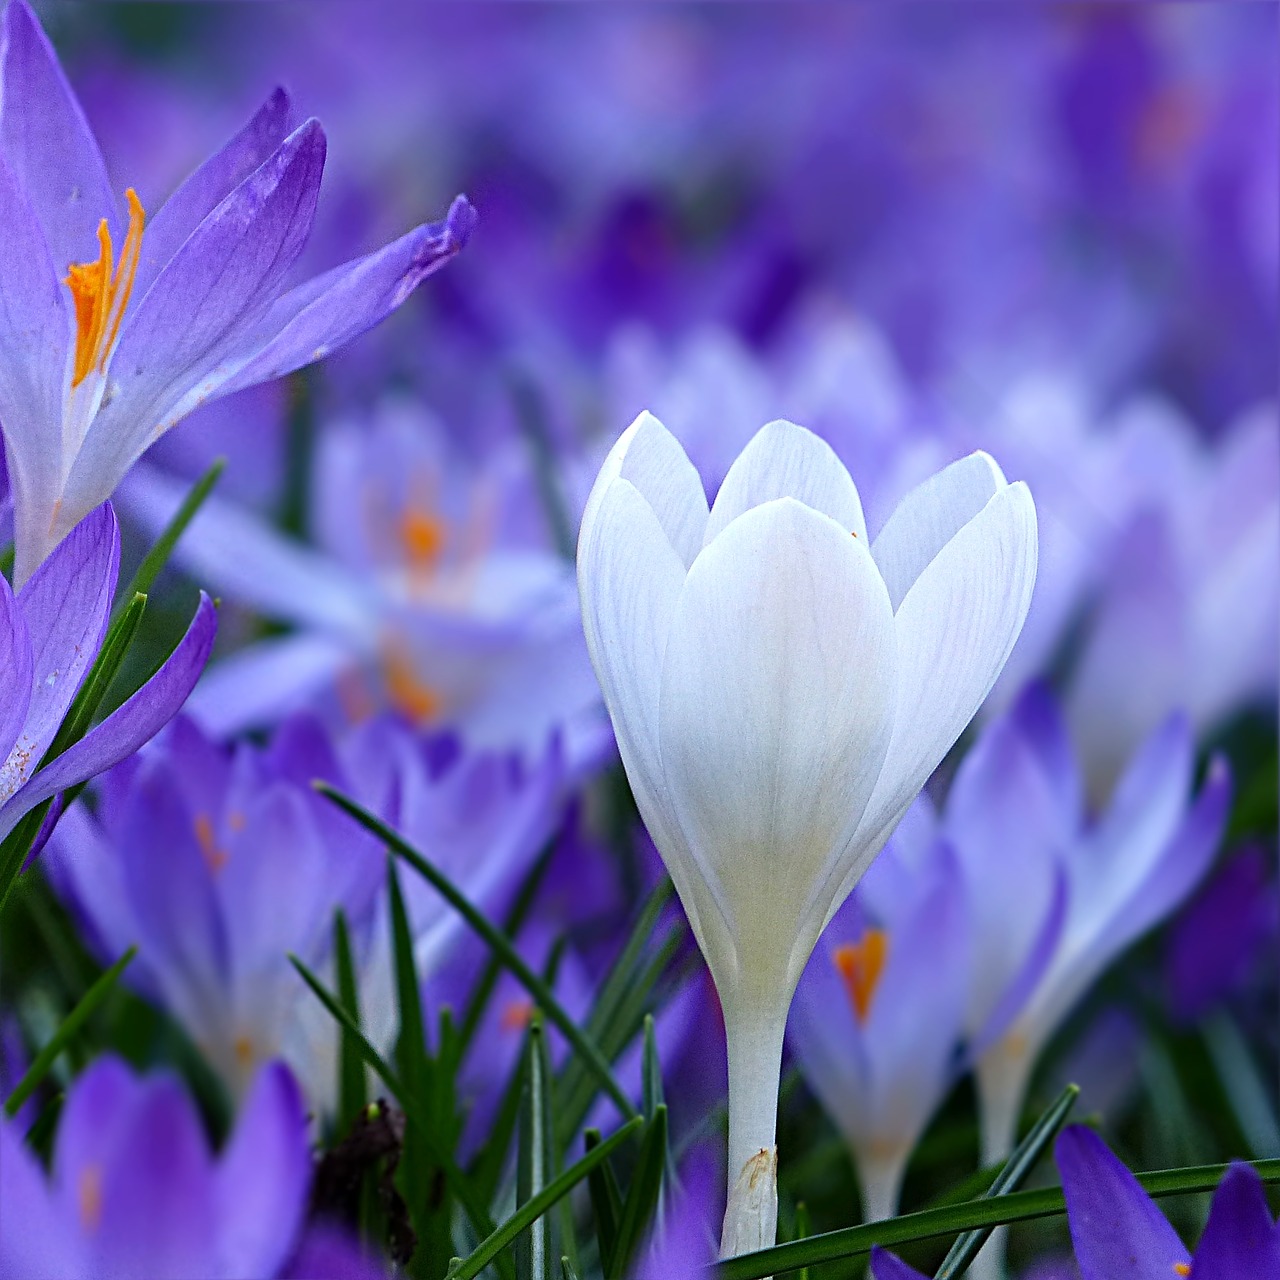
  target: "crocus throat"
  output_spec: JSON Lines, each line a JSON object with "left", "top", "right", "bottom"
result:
{"left": 64, "top": 188, "right": 145, "bottom": 387}
{"left": 833, "top": 929, "right": 888, "bottom": 1023}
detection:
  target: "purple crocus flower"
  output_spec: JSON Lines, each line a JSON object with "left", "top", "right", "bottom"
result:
{"left": 629, "top": 1144, "right": 720, "bottom": 1280}
{"left": 1057, "top": 1125, "right": 1280, "bottom": 1279}
{"left": 789, "top": 815, "right": 969, "bottom": 1221}
{"left": 0, "top": 501, "right": 215, "bottom": 855}
{"left": 947, "top": 685, "right": 1231, "bottom": 1168}
{"left": 48, "top": 712, "right": 567, "bottom": 1108}
{"left": 122, "top": 399, "right": 605, "bottom": 761}
{"left": 0, "top": 1056, "right": 313, "bottom": 1279}
{"left": 0, "top": 0, "right": 474, "bottom": 585}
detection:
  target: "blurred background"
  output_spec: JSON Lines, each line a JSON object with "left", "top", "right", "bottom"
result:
{"left": 7, "top": 3, "right": 1278, "bottom": 1275}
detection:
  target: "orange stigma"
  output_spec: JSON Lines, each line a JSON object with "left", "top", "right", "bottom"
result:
{"left": 64, "top": 188, "right": 145, "bottom": 387}
{"left": 500, "top": 1000, "right": 535, "bottom": 1033}
{"left": 833, "top": 929, "right": 889, "bottom": 1023}
{"left": 398, "top": 507, "right": 447, "bottom": 571}
{"left": 382, "top": 644, "right": 443, "bottom": 723}
{"left": 1173, "top": 1266, "right": 1191, "bottom": 1277}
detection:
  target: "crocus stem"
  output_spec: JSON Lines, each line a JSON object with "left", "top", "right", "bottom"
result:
{"left": 720, "top": 999, "right": 788, "bottom": 1258}
{"left": 857, "top": 1143, "right": 910, "bottom": 1223}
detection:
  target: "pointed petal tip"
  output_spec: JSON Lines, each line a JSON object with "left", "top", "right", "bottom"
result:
{"left": 445, "top": 193, "right": 479, "bottom": 245}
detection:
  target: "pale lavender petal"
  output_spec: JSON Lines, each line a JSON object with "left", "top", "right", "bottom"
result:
{"left": 1111, "top": 755, "right": 1230, "bottom": 947}
{"left": 0, "top": 573, "right": 34, "bottom": 764}
{"left": 0, "top": 1114, "right": 82, "bottom": 1279}
{"left": 0, "top": 1, "right": 119, "bottom": 264}
{"left": 134, "top": 88, "right": 294, "bottom": 299}
{"left": 61, "top": 122, "right": 327, "bottom": 521}
{"left": 0, "top": 152, "right": 71, "bottom": 589}
{"left": 214, "top": 1062, "right": 311, "bottom": 1278}
{"left": 0, "top": 593, "right": 216, "bottom": 841}
{"left": 284, "top": 1226, "right": 390, "bottom": 1280}
{"left": 184, "top": 633, "right": 354, "bottom": 738}
{"left": 3, "top": 504, "right": 119, "bottom": 798}
{"left": 210, "top": 195, "right": 477, "bottom": 401}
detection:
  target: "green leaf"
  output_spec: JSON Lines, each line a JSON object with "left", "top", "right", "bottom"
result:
{"left": 585, "top": 1127, "right": 624, "bottom": 1273}
{"left": 5, "top": 945, "right": 136, "bottom": 1117}
{"left": 641, "top": 1015, "right": 664, "bottom": 1121}
{"left": 517, "top": 1021, "right": 556, "bottom": 1280}
{"left": 447, "top": 1116, "right": 644, "bottom": 1280}
{"left": 1203, "top": 1012, "right": 1280, "bottom": 1159}
{"left": 332, "top": 909, "right": 366, "bottom": 1127}
{"left": 561, "top": 1260, "right": 580, "bottom": 1280}
{"left": 933, "top": 1083, "right": 1079, "bottom": 1279}
{"left": 315, "top": 782, "right": 638, "bottom": 1124}
{"left": 118, "top": 457, "right": 225, "bottom": 607}
{"left": 458, "top": 843, "right": 553, "bottom": 1055}
{"left": 792, "top": 1203, "right": 811, "bottom": 1280}
{"left": 713, "top": 1158, "right": 1280, "bottom": 1279}
{"left": 609, "top": 1104, "right": 668, "bottom": 1278}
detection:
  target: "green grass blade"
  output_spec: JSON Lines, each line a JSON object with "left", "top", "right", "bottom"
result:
{"left": 561, "top": 1260, "right": 580, "bottom": 1280}
{"left": 714, "top": 1157, "right": 1280, "bottom": 1278}
{"left": 518, "top": 1022, "right": 556, "bottom": 1280}
{"left": 641, "top": 1016, "right": 664, "bottom": 1121}
{"left": 608, "top": 1104, "right": 668, "bottom": 1278}
{"left": 119, "top": 457, "right": 225, "bottom": 606}
{"left": 933, "top": 1083, "right": 1079, "bottom": 1278}
{"left": 448, "top": 1117, "right": 644, "bottom": 1280}
{"left": 332, "top": 909, "right": 367, "bottom": 1126}
{"left": 585, "top": 1127, "right": 624, "bottom": 1273}
{"left": 288, "top": 953, "right": 499, "bottom": 1249}
{"left": 316, "top": 782, "right": 637, "bottom": 1123}
{"left": 5, "top": 945, "right": 136, "bottom": 1117}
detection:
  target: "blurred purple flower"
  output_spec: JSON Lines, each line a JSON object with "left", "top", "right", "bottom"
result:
{"left": 1065, "top": 401, "right": 1278, "bottom": 797}
{"left": 1165, "top": 845, "right": 1279, "bottom": 1026}
{"left": 0, "top": 0, "right": 473, "bottom": 584}
{"left": 943, "top": 685, "right": 1230, "bottom": 1166}
{"left": 122, "top": 400, "right": 605, "bottom": 761}
{"left": 0, "top": 502, "right": 215, "bottom": 853}
{"left": 0, "top": 1056, "right": 312, "bottom": 1279}
{"left": 48, "top": 712, "right": 566, "bottom": 1108}
{"left": 628, "top": 1144, "right": 720, "bottom": 1279}
{"left": 790, "top": 824, "right": 969, "bottom": 1221}
{"left": 1057, "top": 1125, "right": 1280, "bottom": 1279}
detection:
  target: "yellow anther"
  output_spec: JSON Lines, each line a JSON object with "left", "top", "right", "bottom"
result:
{"left": 1173, "top": 1265, "right": 1191, "bottom": 1277}
{"left": 833, "top": 929, "right": 889, "bottom": 1023}
{"left": 77, "top": 1164, "right": 104, "bottom": 1232}
{"left": 64, "top": 189, "right": 146, "bottom": 387}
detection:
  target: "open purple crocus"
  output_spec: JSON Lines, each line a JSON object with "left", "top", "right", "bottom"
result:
{"left": 0, "top": 502, "right": 215, "bottom": 860}
{"left": 0, "top": 0, "right": 474, "bottom": 585}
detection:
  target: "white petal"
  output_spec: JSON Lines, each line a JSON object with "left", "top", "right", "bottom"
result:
{"left": 704, "top": 419, "right": 867, "bottom": 547}
{"left": 847, "top": 482, "right": 1037, "bottom": 898}
{"left": 578, "top": 411, "right": 707, "bottom": 569}
{"left": 658, "top": 497, "right": 897, "bottom": 997}
{"left": 872, "top": 450, "right": 1008, "bottom": 609}
{"left": 576, "top": 476, "right": 729, "bottom": 962}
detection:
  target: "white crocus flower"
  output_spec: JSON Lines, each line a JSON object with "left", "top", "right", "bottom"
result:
{"left": 577, "top": 414, "right": 1037, "bottom": 1257}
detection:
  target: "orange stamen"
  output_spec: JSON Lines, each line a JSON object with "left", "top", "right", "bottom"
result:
{"left": 64, "top": 188, "right": 146, "bottom": 387}
{"left": 398, "top": 507, "right": 447, "bottom": 571}
{"left": 1173, "top": 1266, "right": 1190, "bottom": 1277}
{"left": 77, "top": 1165, "right": 104, "bottom": 1232}
{"left": 382, "top": 645, "right": 443, "bottom": 723}
{"left": 193, "top": 812, "right": 228, "bottom": 875}
{"left": 500, "top": 1000, "right": 535, "bottom": 1033}
{"left": 832, "top": 929, "right": 889, "bottom": 1023}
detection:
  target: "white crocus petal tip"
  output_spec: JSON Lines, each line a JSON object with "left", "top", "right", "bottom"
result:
{"left": 705, "top": 417, "right": 867, "bottom": 546}
{"left": 719, "top": 1147, "right": 778, "bottom": 1259}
